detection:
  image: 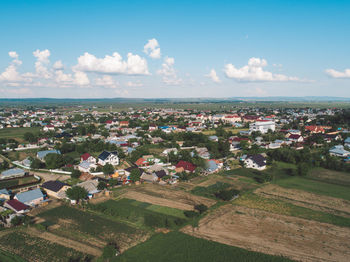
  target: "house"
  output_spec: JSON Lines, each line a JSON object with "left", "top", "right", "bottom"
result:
{"left": 80, "top": 153, "right": 96, "bottom": 163}
{"left": 329, "top": 145, "right": 350, "bottom": 157}
{"left": 0, "top": 189, "right": 11, "bottom": 200}
{"left": 287, "top": 134, "right": 304, "bottom": 143}
{"left": 76, "top": 179, "right": 100, "bottom": 198}
{"left": 154, "top": 170, "right": 167, "bottom": 180}
{"left": 345, "top": 137, "right": 350, "bottom": 147}
{"left": 249, "top": 121, "right": 275, "bottom": 134}
{"left": 162, "top": 148, "right": 178, "bottom": 156}
{"left": 78, "top": 161, "right": 97, "bottom": 173}
{"left": 41, "top": 180, "right": 71, "bottom": 199}
{"left": 98, "top": 151, "right": 119, "bottom": 166}
{"left": 244, "top": 154, "right": 267, "bottom": 170}
{"left": 135, "top": 158, "right": 148, "bottom": 167}
{"left": 305, "top": 125, "right": 325, "bottom": 134}
{"left": 37, "top": 149, "right": 61, "bottom": 161}
{"left": 119, "top": 121, "right": 129, "bottom": 127}
{"left": 175, "top": 161, "right": 196, "bottom": 173}
{"left": 4, "top": 199, "right": 30, "bottom": 214}
{"left": 14, "top": 188, "right": 44, "bottom": 206}
{"left": 206, "top": 160, "right": 222, "bottom": 173}
{"left": 43, "top": 125, "right": 55, "bottom": 132}
{"left": 0, "top": 168, "right": 26, "bottom": 180}
{"left": 209, "top": 135, "right": 219, "bottom": 142}
{"left": 140, "top": 173, "right": 158, "bottom": 183}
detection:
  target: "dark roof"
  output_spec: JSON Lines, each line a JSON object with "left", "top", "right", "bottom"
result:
{"left": 155, "top": 170, "right": 166, "bottom": 178}
{"left": 125, "top": 166, "right": 144, "bottom": 175}
{"left": 6, "top": 199, "right": 29, "bottom": 212}
{"left": 176, "top": 161, "right": 196, "bottom": 172}
{"left": 247, "top": 154, "right": 266, "bottom": 167}
{"left": 98, "top": 151, "right": 118, "bottom": 160}
{"left": 41, "top": 180, "right": 67, "bottom": 192}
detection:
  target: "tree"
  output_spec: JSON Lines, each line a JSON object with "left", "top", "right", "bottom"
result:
{"left": 97, "top": 181, "right": 107, "bottom": 190}
{"left": 24, "top": 132, "right": 37, "bottom": 143}
{"left": 194, "top": 204, "right": 208, "bottom": 214}
{"left": 297, "top": 162, "right": 309, "bottom": 176}
{"left": 129, "top": 168, "right": 141, "bottom": 183}
{"left": 66, "top": 186, "right": 88, "bottom": 202}
{"left": 71, "top": 169, "right": 81, "bottom": 179}
{"left": 30, "top": 158, "right": 43, "bottom": 169}
{"left": 102, "top": 163, "right": 114, "bottom": 175}
{"left": 44, "top": 153, "right": 65, "bottom": 169}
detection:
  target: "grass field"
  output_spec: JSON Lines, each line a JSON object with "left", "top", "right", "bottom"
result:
{"left": 89, "top": 198, "right": 187, "bottom": 229}
{"left": 202, "top": 128, "right": 248, "bottom": 135}
{"left": 0, "top": 248, "right": 26, "bottom": 262}
{"left": 38, "top": 205, "right": 141, "bottom": 241}
{"left": 191, "top": 182, "right": 231, "bottom": 199}
{"left": 115, "top": 231, "right": 293, "bottom": 262}
{"left": 308, "top": 167, "right": 350, "bottom": 186}
{"left": 274, "top": 176, "right": 350, "bottom": 201}
{"left": 233, "top": 193, "right": 350, "bottom": 228}
{"left": 0, "top": 231, "right": 89, "bottom": 262}
{"left": 0, "top": 176, "right": 39, "bottom": 190}
{"left": 0, "top": 127, "right": 41, "bottom": 142}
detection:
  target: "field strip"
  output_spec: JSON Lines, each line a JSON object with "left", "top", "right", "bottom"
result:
{"left": 255, "top": 184, "right": 350, "bottom": 217}
{"left": 25, "top": 227, "right": 102, "bottom": 257}
{"left": 182, "top": 205, "right": 350, "bottom": 262}
{"left": 121, "top": 191, "right": 194, "bottom": 210}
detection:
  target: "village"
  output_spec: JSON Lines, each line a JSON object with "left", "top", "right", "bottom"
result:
{"left": 0, "top": 104, "right": 350, "bottom": 261}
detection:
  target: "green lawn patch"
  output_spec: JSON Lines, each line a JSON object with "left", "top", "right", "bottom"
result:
{"left": 115, "top": 231, "right": 293, "bottom": 262}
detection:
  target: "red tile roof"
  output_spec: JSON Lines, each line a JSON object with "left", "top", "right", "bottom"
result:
{"left": 81, "top": 153, "right": 91, "bottom": 161}
{"left": 176, "top": 161, "right": 196, "bottom": 173}
{"left": 6, "top": 199, "right": 29, "bottom": 212}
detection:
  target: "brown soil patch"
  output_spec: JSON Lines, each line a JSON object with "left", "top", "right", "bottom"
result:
{"left": 26, "top": 227, "right": 102, "bottom": 257}
{"left": 182, "top": 205, "right": 350, "bottom": 262}
{"left": 255, "top": 184, "right": 350, "bottom": 217}
{"left": 121, "top": 184, "right": 216, "bottom": 210}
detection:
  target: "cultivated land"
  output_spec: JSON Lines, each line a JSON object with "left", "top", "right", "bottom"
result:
{"left": 119, "top": 183, "right": 216, "bottom": 210}
{"left": 182, "top": 204, "right": 350, "bottom": 262}
{"left": 0, "top": 127, "right": 41, "bottom": 143}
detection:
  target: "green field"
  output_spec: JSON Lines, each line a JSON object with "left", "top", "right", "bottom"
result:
{"left": 89, "top": 198, "right": 187, "bottom": 229}
{"left": 115, "top": 232, "right": 293, "bottom": 262}
{"left": 0, "top": 232, "right": 89, "bottom": 262}
{"left": 308, "top": 167, "right": 350, "bottom": 186}
{"left": 38, "top": 205, "right": 141, "bottom": 241}
{"left": 273, "top": 176, "right": 350, "bottom": 201}
{"left": 0, "top": 248, "right": 26, "bottom": 262}
{"left": 233, "top": 193, "right": 350, "bottom": 228}
{"left": 0, "top": 176, "right": 40, "bottom": 190}
{"left": 0, "top": 127, "right": 41, "bottom": 141}
{"left": 191, "top": 182, "right": 231, "bottom": 199}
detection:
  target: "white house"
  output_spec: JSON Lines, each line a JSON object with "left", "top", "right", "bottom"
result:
{"left": 98, "top": 151, "right": 119, "bottom": 166}
{"left": 249, "top": 121, "right": 275, "bottom": 134}
{"left": 244, "top": 154, "right": 267, "bottom": 170}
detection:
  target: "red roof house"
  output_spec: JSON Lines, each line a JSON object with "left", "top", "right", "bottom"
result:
{"left": 175, "top": 161, "right": 196, "bottom": 173}
{"left": 4, "top": 199, "right": 30, "bottom": 213}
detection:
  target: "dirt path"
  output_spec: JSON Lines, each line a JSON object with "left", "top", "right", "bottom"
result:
{"left": 255, "top": 184, "right": 350, "bottom": 217}
{"left": 26, "top": 227, "right": 102, "bottom": 257}
{"left": 182, "top": 205, "right": 350, "bottom": 262}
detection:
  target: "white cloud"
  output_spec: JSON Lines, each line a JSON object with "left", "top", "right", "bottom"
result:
{"left": 73, "top": 71, "right": 90, "bottom": 86}
{"left": 157, "top": 57, "right": 182, "bottom": 85}
{"left": 0, "top": 51, "right": 27, "bottom": 83}
{"left": 126, "top": 81, "right": 143, "bottom": 87}
{"left": 325, "top": 68, "right": 350, "bottom": 79}
{"left": 206, "top": 69, "right": 221, "bottom": 83}
{"left": 95, "top": 75, "right": 119, "bottom": 88}
{"left": 224, "top": 57, "right": 299, "bottom": 82}
{"left": 74, "top": 52, "right": 149, "bottom": 75}
{"left": 144, "top": 38, "right": 161, "bottom": 59}
{"left": 32, "top": 49, "right": 52, "bottom": 79}
{"left": 53, "top": 60, "right": 64, "bottom": 70}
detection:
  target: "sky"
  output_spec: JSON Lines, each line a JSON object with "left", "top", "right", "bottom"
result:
{"left": 0, "top": 0, "right": 349, "bottom": 98}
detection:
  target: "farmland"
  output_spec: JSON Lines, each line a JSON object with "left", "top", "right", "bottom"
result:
{"left": 0, "top": 248, "right": 26, "bottom": 262}
{"left": 89, "top": 198, "right": 187, "bottom": 229}
{"left": 115, "top": 231, "right": 293, "bottom": 262}
{"left": 0, "top": 176, "right": 40, "bottom": 190}
{"left": 0, "top": 231, "right": 90, "bottom": 262}
{"left": 274, "top": 176, "right": 350, "bottom": 201}
{"left": 182, "top": 204, "right": 350, "bottom": 262}
{"left": 0, "top": 127, "right": 41, "bottom": 142}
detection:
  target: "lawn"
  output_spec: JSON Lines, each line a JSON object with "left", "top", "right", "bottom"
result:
{"left": 0, "top": 127, "right": 41, "bottom": 142}
{"left": 0, "top": 232, "right": 89, "bottom": 262}
{"left": 233, "top": 193, "right": 350, "bottom": 228}
{"left": 273, "top": 176, "right": 350, "bottom": 201}
{"left": 89, "top": 198, "right": 187, "bottom": 229}
{"left": 115, "top": 232, "right": 294, "bottom": 262}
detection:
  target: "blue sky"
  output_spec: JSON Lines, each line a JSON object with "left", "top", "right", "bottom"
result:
{"left": 0, "top": 0, "right": 349, "bottom": 98}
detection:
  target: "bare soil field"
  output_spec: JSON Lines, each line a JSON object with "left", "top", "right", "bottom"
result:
{"left": 182, "top": 205, "right": 350, "bottom": 262}
{"left": 121, "top": 184, "right": 216, "bottom": 210}
{"left": 255, "top": 184, "right": 350, "bottom": 218}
